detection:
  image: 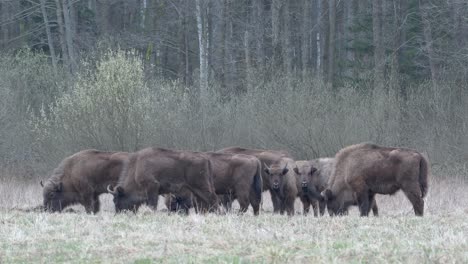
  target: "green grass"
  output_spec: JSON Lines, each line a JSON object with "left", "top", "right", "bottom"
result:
{"left": 0, "top": 177, "right": 467, "bottom": 263}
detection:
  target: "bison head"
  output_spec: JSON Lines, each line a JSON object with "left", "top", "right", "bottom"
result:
{"left": 165, "top": 194, "right": 192, "bottom": 214}
{"left": 293, "top": 165, "right": 323, "bottom": 201}
{"left": 264, "top": 163, "right": 289, "bottom": 190}
{"left": 321, "top": 189, "right": 352, "bottom": 216}
{"left": 107, "top": 185, "right": 141, "bottom": 213}
{"left": 41, "top": 181, "right": 66, "bottom": 212}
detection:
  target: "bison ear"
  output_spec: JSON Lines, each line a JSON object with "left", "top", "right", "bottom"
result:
{"left": 282, "top": 167, "right": 289, "bottom": 175}
{"left": 293, "top": 167, "right": 300, "bottom": 175}
{"left": 310, "top": 167, "right": 317, "bottom": 175}
{"left": 264, "top": 168, "right": 270, "bottom": 175}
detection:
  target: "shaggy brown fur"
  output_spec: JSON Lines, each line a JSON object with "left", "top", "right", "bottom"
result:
{"left": 264, "top": 158, "right": 298, "bottom": 216}
{"left": 108, "top": 147, "right": 218, "bottom": 213}
{"left": 166, "top": 153, "right": 263, "bottom": 215}
{"left": 322, "top": 143, "right": 429, "bottom": 216}
{"left": 41, "top": 150, "right": 128, "bottom": 214}
{"left": 217, "top": 147, "right": 292, "bottom": 213}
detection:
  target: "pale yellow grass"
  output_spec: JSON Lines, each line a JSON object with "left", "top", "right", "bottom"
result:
{"left": 0, "top": 168, "right": 467, "bottom": 263}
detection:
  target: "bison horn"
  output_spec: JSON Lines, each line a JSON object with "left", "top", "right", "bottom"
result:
{"left": 40, "top": 180, "right": 44, "bottom": 188}
{"left": 263, "top": 163, "right": 271, "bottom": 174}
{"left": 282, "top": 163, "right": 289, "bottom": 175}
{"left": 107, "top": 184, "right": 117, "bottom": 194}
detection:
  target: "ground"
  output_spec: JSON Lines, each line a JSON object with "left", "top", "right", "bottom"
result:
{"left": 0, "top": 168, "right": 467, "bottom": 263}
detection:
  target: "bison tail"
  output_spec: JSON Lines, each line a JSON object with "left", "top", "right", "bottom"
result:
{"left": 419, "top": 155, "right": 430, "bottom": 198}
{"left": 252, "top": 161, "right": 263, "bottom": 202}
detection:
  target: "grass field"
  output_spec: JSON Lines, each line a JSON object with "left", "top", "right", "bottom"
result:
{"left": 1, "top": 167, "right": 467, "bottom": 263}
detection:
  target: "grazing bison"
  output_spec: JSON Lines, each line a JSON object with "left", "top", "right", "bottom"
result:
{"left": 322, "top": 143, "right": 429, "bottom": 216}
{"left": 166, "top": 152, "right": 263, "bottom": 215}
{"left": 264, "top": 158, "right": 298, "bottom": 216}
{"left": 108, "top": 147, "right": 218, "bottom": 213}
{"left": 41, "top": 150, "right": 128, "bottom": 213}
{"left": 217, "top": 147, "right": 292, "bottom": 213}
{"left": 295, "top": 158, "right": 378, "bottom": 216}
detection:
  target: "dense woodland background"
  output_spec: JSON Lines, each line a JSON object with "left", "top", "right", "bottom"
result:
{"left": 0, "top": 0, "right": 467, "bottom": 179}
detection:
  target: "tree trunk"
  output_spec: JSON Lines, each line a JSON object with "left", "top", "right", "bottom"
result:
{"left": 301, "top": 0, "right": 311, "bottom": 78}
{"left": 40, "top": 0, "right": 57, "bottom": 70}
{"left": 62, "top": 0, "right": 76, "bottom": 73}
{"left": 96, "top": 0, "right": 110, "bottom": 35}
{"left": 327, "top": 0, "right": 336, "bottom": 87}
{"left": 390, "top": 0, "right": 403, "bottom": 92}
{"left": 1, "top": 1, "right": 9, "bottom": 49}
{"left": 195, "top": 0, "right": 208, "bottom": 96}
{"left": 253, "top": 0, "right": 265, "bottom": 72}
{"left": 55, "top": 0, "right": 69, "bottom": 69}
{"left": 372, "top": 0, "right": 385, "bottom": 90}
{"left": 244, "top": 29, "right": 252, "bottom": 91}
{"left": 344, "top": 0, "right": 355, "bottom": 79}
{"left": 272, "top": 0, "right": 282, "bottom": 67}
{"left": 419, "top": 0, "right": 437, "bottom": 86}
{"left": 224, "top": 1, "right": 236, "bottom": 94}
{"left": 283, "top": 0, "right": 292, "bottom": 87}
{"left": 320, "top": 0, "right": 329, "bottom": 79}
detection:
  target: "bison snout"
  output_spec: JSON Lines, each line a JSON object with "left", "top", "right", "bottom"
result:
{"left": 301, "top": 181, "right": 308, "bottom": 187}
{"left": 272, "top": 183, "right": 280, "bottom": 189}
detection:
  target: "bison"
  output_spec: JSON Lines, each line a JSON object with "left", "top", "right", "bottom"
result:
{"left": 295, "top": 158, "right": 379, "bottom": 216}
{"left": 263, "top": 158, "right": 298, "bottom": 216}
{"left": 108, "top": 147, "right": 218, "bottom": 213}
{"left": 165, "top": 152, "right": 263, "bottom": 215}
{"left": 216, "top": 147, "right": 292, "bottom": 213}
{"left": 322, "top": 143, "right": 429, "bottom": 216}
{"left": 41, "top": 150, "right": 128, "bottom": 214}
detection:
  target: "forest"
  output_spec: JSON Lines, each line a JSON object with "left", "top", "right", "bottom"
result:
{"left": 0, "top": 0, "right": 467, "bottom": 177}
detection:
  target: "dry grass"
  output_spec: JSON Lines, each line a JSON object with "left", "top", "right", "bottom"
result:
{"left": 0, "top": 167, "right": 467, "bottom": 263}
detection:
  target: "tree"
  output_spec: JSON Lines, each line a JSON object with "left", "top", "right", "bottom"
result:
{"left": 39, "top": 0, "right": 57, "bottom": 70}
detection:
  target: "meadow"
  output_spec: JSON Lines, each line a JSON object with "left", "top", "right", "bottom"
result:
{"left": 1, "top": 165, "right": 467, "bottom": 263}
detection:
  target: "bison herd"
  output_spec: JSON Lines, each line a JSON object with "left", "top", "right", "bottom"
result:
{"left": 40, "top": 143, "right": 430, "bottom": 217}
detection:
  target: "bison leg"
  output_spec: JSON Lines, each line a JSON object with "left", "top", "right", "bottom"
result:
{"left": 82, "top": 194, "right": 100, "bottom": 214}
{"left": 319, "top": 200, "right": 326, "bottom": 216}
{"left": 248, "top": 193, "right": 261, "bottom": 216}
{"left": 221, "top": 194, "right": 233, "bottom": 212}
{"left": 92, "top": 194, "right": 100, "bottom": 214}
{"left": 237, "top": 195, "right": 250, "bottom": 215}
{"left": 286, "top": 198, "right": 295, "bottom": 216}
{"left": 356, "top": 191, "right": 371, "bottom": 217}
{"left": 270, "top": 190, "right": 281, "bottom": 213}
{"left": 300, "top": 197, "right": 311, "bottom": 216}
{"left": 402, "top": 187, "right": 424, "bottom": 216}
{"left": 369, "top": 194, "right": 379, "bottom": 216}
{"left": 311, "top": 200, "right": 319, "bottom": 217}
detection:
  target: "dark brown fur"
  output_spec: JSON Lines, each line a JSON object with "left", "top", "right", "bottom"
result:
{"left": 166, "top": 153, "right": 263, "bottom": 215}
{"left": 216, "top": 146, "right": 292, "bottom": 213}
{"left": 109, "top": 147, "right": 218, "bottom": 213}
{"left": 42, "top": 150, "right": 128, "bottom": 214}
{"left": 322, "top": 143, "right": 430, "bottom": 216}
{"left": 264, "top": 158, "right": 298, "bottom": 216}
